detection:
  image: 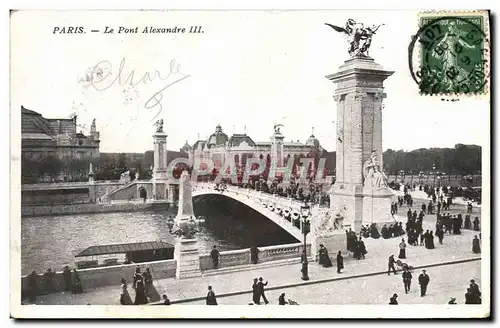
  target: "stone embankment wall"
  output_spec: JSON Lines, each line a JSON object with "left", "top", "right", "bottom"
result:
{"left": 21, "top": 259, "right": 177, "bottom": 296}
{"left": 21, "top": 201, "right": 164, "bottom": 217}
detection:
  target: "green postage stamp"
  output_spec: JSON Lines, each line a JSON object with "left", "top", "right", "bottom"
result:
{"left": 409, "top": 11, "right": 490, "bottom": 95}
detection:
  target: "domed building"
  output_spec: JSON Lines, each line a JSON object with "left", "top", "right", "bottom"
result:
{"left": 184, "top": 124, "right": 325, "bottom": 179}
{"left": 206, "top": 124, "right": 229, "bottom": 149}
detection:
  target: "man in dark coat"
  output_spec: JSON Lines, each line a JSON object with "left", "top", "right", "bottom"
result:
{"left": 250, "top": 245, "right": 260, "bottom": 264}
{"left": 465, "top": 288, "right": 475, "bottom": 304}
{"left": 402, "top": 268, "right": 412, "bottom": 294}
{"left": 389, "top": 293, "right": 398, "bottom": 305}
{"left": 62, "top": 266, "right": 72, "bottom": 292}
{"left": 427, "top": 231, "right": 435, "bottom": 249}
{"left": 257, "top": 277, "right": 269, "bottom": 304}
{"left": 206, "top": 286, "right": 218, "bottom": 305}
{"left": 336, "top": 251, "right": 344, "bottom": 274}
{"left": 210, "top": 245, "right": 220, "bottom": 269}
{"left": 472, "top": 235, "right": 481, "bottom": 253}
{"left": 418, "top": 270, "right": 430, "bottom": 297}
{"left": 436, "top": 226, "right": 444, "bottom": 245}
{"left": 469, "top": 279, "right": 481, "bottom": 303}
{"left": 388, "top": 255, "right": 397, "bottom": 275}
{"left": 473, "top": 217, "right": 480, "bottom": 231}
{"left": 252, "top": 278, "right": 260, "bottom": 304}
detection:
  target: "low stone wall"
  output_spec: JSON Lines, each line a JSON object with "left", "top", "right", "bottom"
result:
{"left": 199, "top": 242, "right": 311, "bottom": 271}
{"left": 21, "top": 259, "right": 177, "bottom": 297}
{"left": 21, "top": 201, "right": 162, "bottom": 217}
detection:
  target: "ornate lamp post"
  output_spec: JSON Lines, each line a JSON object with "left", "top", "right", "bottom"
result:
{"left": 432, "top": 164, "right": 437, "bottom": 187}
{"left": 300, "top": 204, "right": 311, "bottom": 281}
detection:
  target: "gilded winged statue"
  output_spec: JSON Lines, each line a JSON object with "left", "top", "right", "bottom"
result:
{"left": 325, "top": 19, "right": 384, "bottom": 57}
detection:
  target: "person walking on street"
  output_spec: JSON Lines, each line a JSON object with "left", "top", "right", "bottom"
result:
{"left": 210, "top": 245, "right": 220, "bottom": 269}
{"left": 336, "top": 250, "right": 344, "bottom": 274}
{"left": 469, "top": 279, "right": 481, "bottom": 303}
{"left": 250, "top": 245, "right": 260, "bottom": 264}
{"left": 398, "top": 239, "right": 407, "bottom": 259}
{"left": 257, "top": 277, "right": 269, "bottom": 305}
{"left": 472, "top": 235, "right": 481, "bottom": 254}
{"left": 133, "top": 266, "right": 142, "bottom": 290}
{"left": 436, "top": 226, "right": 444, "bottom": 245}
{"left": 62, "top": 266, "right": 72, "bottom": 292}
{"left": 143, "top": 267, "right": 153, "bottom": 299}
{"left": 252, "top": 278, "right": 260, "bottom": 305}
{"left": 134, "top": 280, "right": 148, "bottom": 305}
{"left": 206, "top": 286, "right": 218, "bottom": 305}
{"left": 119, "top": 278, "right": 133, "bottom": 305}
{"left": 418, "top": 270, "right": 430, "bottom": 297}
{"left": 388, "top": 255, "right": 397, "bottom": 275}
{"left": 402, "top": 268, "right": 412, "bottom": 294}
{"left": 358, "top": 237, "right": 367, "bottom": 259}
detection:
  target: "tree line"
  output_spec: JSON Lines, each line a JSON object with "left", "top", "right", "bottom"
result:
{"left": 21, "top": 144, "right": 480, "bottom": 184}
{"left": 382, "top": 144, "right": 481, "bottom": 175}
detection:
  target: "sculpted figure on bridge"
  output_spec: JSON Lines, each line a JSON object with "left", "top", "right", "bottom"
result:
{"left": 363, "top": 151, "right": 389, "bottom": 191}
{"left": 314, "top": 208, "right": 345, "bottom": 237}
{"left": 119, "top": 170, "right": 131, "bottom": 184}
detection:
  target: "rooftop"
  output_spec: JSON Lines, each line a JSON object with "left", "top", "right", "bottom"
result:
{"left": 74, "top": 240, "right": 175, "bottom": 257}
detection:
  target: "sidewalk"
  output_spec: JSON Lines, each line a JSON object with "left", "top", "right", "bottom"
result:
{"left": 33, "top": 229, "right": 482, "bottom": 305}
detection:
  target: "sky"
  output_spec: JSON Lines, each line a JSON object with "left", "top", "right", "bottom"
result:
{"left": 10, "top": 10, "right": 490, "bottom": 153}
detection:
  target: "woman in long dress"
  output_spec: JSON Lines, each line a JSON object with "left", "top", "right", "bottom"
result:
{"left": 134, "top": 280, "right": 149, "bottom": 305}
{"left": 318, "top": 244, "right": 333, "bottom": 268}
{"left": 120, "top": 278, "right": 133, "bottom": 305}
{"left": 472, "top": 235, "right": 481, "bottom": 254}
{"left": 336, "top": 251, "right": 344, "bottom": 274}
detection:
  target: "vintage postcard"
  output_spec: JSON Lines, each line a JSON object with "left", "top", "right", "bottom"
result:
{"left": 10, "top": 8, "right": 491, "bottom": 319}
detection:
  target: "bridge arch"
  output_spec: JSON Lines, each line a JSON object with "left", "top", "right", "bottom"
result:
{"left": 191, "top": 186, "right": 304, "bottom": 241}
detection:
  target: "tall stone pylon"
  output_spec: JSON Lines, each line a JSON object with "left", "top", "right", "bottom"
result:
{"left": 152, "top": 120, "right": 169, "bottom": 200}
{"left": 326, "top": 56, "right": 395, "bottom": 233}
{"left": 174, "top": 170, "right": 201, "bottom": 279}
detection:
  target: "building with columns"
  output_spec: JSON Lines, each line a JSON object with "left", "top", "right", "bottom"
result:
{"left": 182, "top": 124, "right": 324, "bottom": 174}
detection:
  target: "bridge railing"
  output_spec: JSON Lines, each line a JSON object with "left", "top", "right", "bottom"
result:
{"left": 199, "top": 242, "right": 311, "bottom": 271}
{"left": 193, "top": 182, "right": 305, "bottom": 210}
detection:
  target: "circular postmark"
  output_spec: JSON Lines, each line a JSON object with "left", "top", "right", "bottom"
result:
{"left": 408, "top": 16, "right": 489, "bottom": 95}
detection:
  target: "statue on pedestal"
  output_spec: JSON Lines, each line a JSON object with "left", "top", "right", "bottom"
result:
{"left": 363, "top": 151, "right": 389, "bottom": 191}
{"left": 273, "top": 123, "right": 283, "bottom": 134}
{"left": 325, "top": 19, "right": 384, "bottom": 57}
{"left": 119, "top": 170, "right": 131, "bottom": 184}
{"left": 154, "top": 119, "right": 164, "bottom": 133}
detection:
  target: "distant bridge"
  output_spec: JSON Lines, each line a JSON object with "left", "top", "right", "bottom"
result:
{"left": 192, "top": 183, "right": 313, "bottom": 241}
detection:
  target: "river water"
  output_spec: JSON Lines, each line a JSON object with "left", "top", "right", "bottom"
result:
{"left": 21, "top": 197, "right": 299, "bottom": 275}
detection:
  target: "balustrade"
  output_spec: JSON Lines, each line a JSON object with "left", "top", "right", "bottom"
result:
{"left": 199, "top": 242, "right": 311, "bottom": 271}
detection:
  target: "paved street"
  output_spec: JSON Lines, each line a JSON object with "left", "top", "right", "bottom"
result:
{"left": 32, "top": 228, "right": 482, "bottom": 305}
{"left": 184, "top": 260, "right": 480, "bottom": 305}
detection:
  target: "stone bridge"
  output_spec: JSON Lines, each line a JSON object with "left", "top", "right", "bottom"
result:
{"left": 191, "top": 183, "right": 317, "bottom": 241}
